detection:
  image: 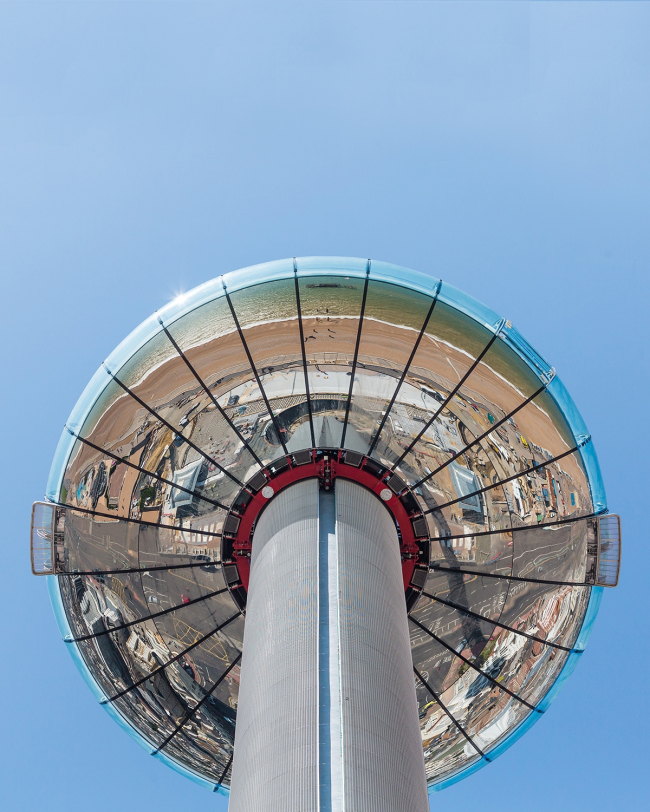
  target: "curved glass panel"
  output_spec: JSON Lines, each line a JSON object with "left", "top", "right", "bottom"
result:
{"left": 41, "top": 257, "right": 608, "bottom": 792}
{"left": 297, "top": 273, "right": 366, "bottom": 449}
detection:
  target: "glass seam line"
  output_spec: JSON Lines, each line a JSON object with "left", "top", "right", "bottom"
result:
{"left": 293, "top": 259, "right": 316, "bottom": 450}
{"left": 221, "top": 279, "right": 289, "bottom": 456}
{"left": 57, "top": 561, "right": 220, "bottom": 577}
{"left": 215, "top": 753, "right": 233, "bottom": 789}
{"left": 153, "top": 653, "right": 242, "bottom": 754}
{"left": 408, "top": 615, "right": 540, "bottom": 712}
{"left": 413, "top": 666, "right": 487, "bottom": 760}
{"left": 491, "top": 511, "right": 517, "bottom": 662}
{"left": 423, "top": 442, "right": 583, "bottom": 515}
{"left": 100, "top": 611, "right": 241, "bottom": 704}
{"left": 67, "top": 587, "right": 229, "bottom": 643}
{"left": 66, "top": 428, "right": 228, "bottom": 510}
{"left": 103, "top": 366, "right": 244, "bottom": 489}
{"left": 318, "top": 487, "right": 332, "bottom": 812}
{"left": 157, "top": 318, "right": 264, "bottom": 469}
{"left": 419, "top": 591, "right": 572, "bottom": 652}
{"left": 390, "top": 331, "right": 501, "bottom": 471}
{"left": 428, "top": 564, "right": 592, "bottom": 589}
{"left": 50, "top": 501, "right": 222, "bottom": 539}
{"left": 340, "top": 259, "right": 371, "bottom": 449}
{"left": 431, "top": 511, "right": 598, "bottom": 543}
{"left": 367, "top": 281, "right": 442, "bottom": 456}
{"left": 411, "top": 383, "right": 546, "bottom": 490}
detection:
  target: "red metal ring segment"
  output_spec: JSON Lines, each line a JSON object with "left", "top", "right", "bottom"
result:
{"left": 221, "top": 449, "right": 431, "bottom": 612}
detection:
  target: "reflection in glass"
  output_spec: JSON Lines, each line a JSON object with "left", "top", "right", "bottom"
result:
{"left": 42, "top": 259, "right": 610, "bottom": 792}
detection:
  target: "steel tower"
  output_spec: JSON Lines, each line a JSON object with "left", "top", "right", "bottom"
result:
{"left": 31, "top": 258, "right": 620, "bottom": 807}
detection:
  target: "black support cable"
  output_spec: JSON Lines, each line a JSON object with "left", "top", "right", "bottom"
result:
{"left": 340, "top": 260, "right": 371, "bottom": 449}
{"left": 408, "top": 615, "right": 539, "bottom": 712}
{"left": 419, "top": 591, "right": 572, "bottom": 652}
{"left": 101, "top": 611, "right": 241, "bottom": 704}
{"left": 423, "top": 443, "right": 581, "bottom": 516}
{"left": 293, "top": 259, "right": 315, "bottom": 449}
{"left": 55, "top": 502, "right": 222, "bottom": 539}
{"left": 222, "top": 281, "right": 289, "bottom": 456}
{"left": 411, "top": 383, "right": 546, "bottom": 490}
{"left": 153, "top": 654, "right": 242, "bottom": 754}
{"left": 428, "top": 564, "right": 592, "bottom": 589}
{"left": 390, "top": 332, "right": 500, "bottom": 472}
{"left": 215, "top": 753, "right": 234, "bottom": 789}
{"left": 68, "top": 429, "right": 228, "bottom": 510}
{"left": 158, "top": 319, "right": 264, "bottom": 469}
{"left": 431, "top": 511, "right": 596, "bottom": 544}
{"left": 61, "top": 561, "right": 219, "bottom": 577}
{"left": 104, "top": 367, "right": 244, "bottom": 489}
{"left": 68, "top": 587, "right": 229, "bottom": 643}
{"left": 413, "top": 666, "right": 487, "bottom": 759}
{"left": 367, "top": 283, "right": 442, "bottom": 456}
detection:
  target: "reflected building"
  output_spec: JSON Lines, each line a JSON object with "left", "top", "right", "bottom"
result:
{"left": 31, "top": 257, "right": 621, "bottom": 808}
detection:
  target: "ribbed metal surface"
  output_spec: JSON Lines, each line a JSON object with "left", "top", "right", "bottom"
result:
{"left": 318, "top": 488, "right": 341, "bottom": 812}
{"left": 229, "top": 479, "right": 319, "bottom": 812}
{"left": 336, "top": 480, "right": 428, "bottom": 812}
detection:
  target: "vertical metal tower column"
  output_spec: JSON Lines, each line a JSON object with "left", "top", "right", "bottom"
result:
{"left": 229, "top": 478, "right": 428, "bottom": 812}
{"left": 335, "top": 480, "right": 428, "bottom": 811}
{"left": 229, "top": 479, "right": 320, "bottom": 812}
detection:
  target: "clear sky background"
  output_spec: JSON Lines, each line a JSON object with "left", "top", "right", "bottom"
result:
{"left": 1, "top": 2, "right": 647, "bottom": 810}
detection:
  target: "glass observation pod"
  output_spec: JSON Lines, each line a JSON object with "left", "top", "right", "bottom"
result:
{"left": 31, "top": 257, "right": 621, "bottom": 795}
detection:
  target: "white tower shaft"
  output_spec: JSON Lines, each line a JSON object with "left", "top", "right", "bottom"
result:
{"left": 229, "top": 478, "right": 428, "bottom": 812}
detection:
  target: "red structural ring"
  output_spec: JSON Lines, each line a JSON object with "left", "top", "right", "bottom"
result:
{"left": 220, "top": 451, "right": 430, "bottom": 608}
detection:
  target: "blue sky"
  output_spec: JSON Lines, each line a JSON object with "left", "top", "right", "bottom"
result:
{"left": 1, "top": 2, "right": 648, "bottom": 810}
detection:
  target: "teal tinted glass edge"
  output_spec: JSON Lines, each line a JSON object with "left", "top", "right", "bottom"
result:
{"left": 152, "top": 750, "right": 225, "bottom": 793}
{"left": 46, "top": 575, "right": 218, "bottom": 791}
{"left": 437, "top": 279, "right": 502, "bottom": 332}
{"left": 46, "top": 428, "right": 77, "bottom": 502}
{"left": 546, "top": 375, "right": 608, "bottom": 513}
{"left": 429, "top": 586, "right": 604, "bottom": 793}
{"left": 497, "top": 321, "right": 554, "bottom": 381}
{"left": 41, "top": 257, "right": 607, "bottom": 793}
{"left": 47, "top": 575, "right": 108, "bottom": 703}
{"left": 430, "top": 756, "right": 490, "bottom": 792}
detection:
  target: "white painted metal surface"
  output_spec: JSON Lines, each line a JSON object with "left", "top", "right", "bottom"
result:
{"left": 336, "top": 480, "right": 428, "bottom": 812}
{"left": 229, "top": 479, "right": 320, "bottom": 812}
{"left": 230, "top": 478, "right": 427, "bottom": 811}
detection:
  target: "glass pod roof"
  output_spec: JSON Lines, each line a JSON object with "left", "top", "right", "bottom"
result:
{"left": 38, "top": 257, "right": 615, "bottom": 794}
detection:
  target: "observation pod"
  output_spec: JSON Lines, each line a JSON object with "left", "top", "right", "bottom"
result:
{"left": 31, "top": 257, "right": 621, "bottom": 807}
